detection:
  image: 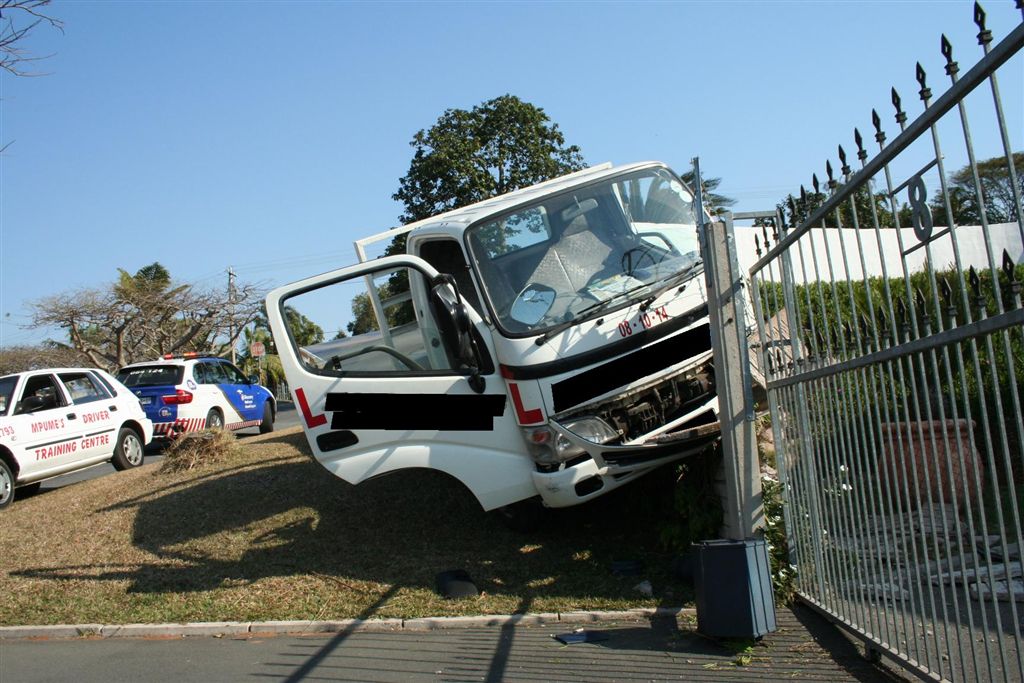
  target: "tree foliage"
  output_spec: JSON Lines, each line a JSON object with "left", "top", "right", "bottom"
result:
{"left": 235, "top": 305, "right": 325, "bottom": 394}
{"left": 679, "top": 170, "right": 735, "bottom": 217}
{"left": 930, "top": 152, "right": 1023, "bottom": 226}
{"left": 392, "top": 94, "right": 586, "bottom": 225}
{"left": 29, "top": 262, "right": 262, "bottom": 371}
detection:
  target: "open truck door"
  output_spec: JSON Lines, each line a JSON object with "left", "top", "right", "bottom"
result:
{"left": 265, "top": 254, "right": 536, "bottom": 510}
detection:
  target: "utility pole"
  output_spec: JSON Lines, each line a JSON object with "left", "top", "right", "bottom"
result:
{"left": 228, "top": 267, "right": 236, "bottom": 364}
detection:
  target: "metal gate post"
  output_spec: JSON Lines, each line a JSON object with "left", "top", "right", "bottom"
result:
{"left": 695, "top": 160, "right": 763, "bottom": 539}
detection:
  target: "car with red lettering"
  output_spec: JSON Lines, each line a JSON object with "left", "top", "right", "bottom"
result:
{"left": 0, "top": 368, "right": 155, "bottom": 509}
{"left": 115, "top": 353, "right": 275, "bottom": 440}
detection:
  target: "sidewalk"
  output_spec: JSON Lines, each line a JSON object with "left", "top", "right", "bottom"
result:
{"left": 0, "top": 606, "right": 908, "bottom": 682}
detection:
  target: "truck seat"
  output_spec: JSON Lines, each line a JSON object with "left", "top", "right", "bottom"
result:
{"left": 528, "top": 215, "right": 622, "bottom": 294}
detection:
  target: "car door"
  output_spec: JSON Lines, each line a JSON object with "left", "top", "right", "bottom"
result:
{"left": 6, "top": 373, "right": 89, "bottom": 480}
{"left": 265, "top": 255, "right": 535, "bottom": 511}
{"left": 214, "top": 361, "right": 263, "bottom": 426}
{"left": 57, "top": 371, "right": 119, "bottom": 461}
{"left": 192, "top": 361, "right": 230, "bottom": 425}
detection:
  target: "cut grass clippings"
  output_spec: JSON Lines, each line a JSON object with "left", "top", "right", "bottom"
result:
{"left": 0, "top": 427, "right": 691, "bottom": 626}
{"left": 159, "top": 429, "right": 240, "bottom": 473}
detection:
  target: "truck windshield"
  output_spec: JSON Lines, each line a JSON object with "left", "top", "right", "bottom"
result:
{"left": 466, "top": 167, "right": 701, "bottom": 336}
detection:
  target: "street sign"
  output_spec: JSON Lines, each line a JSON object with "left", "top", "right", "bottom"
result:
{"left": 250, "top": 342, "right": 266, "bottom": 357}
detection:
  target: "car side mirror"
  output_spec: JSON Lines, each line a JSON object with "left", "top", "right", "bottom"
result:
{"left": 248, "top": 374, "right": 259, "bottom": 385}
{"left": 429, "top": 274, "right": 485, "bottom": 393}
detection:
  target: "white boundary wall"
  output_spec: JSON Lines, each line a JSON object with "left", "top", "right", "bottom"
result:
{"left": 735, "top": 222, "right": 1023, "bottom": 282}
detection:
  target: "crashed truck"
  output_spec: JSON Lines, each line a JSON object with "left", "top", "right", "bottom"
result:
{"left": 265, "top": 161, "right": 720, "bottom": 518}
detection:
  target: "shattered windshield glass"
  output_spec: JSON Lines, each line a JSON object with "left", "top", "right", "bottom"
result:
{"left": 466, "top": 167, "right": 701, "bottom": 335}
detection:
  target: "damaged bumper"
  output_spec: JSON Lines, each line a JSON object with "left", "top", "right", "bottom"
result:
{"left": 532, "top": 415, "right": 720, "bottom": 508}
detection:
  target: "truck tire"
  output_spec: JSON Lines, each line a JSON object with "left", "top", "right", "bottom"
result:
{"left": 494, "top": 497, "right": 547, "bottom": 533}
{"left": 259, "top": 401, "right": 274, "bottom": 434}
{"left": 111, "top": 427, "right": 145, "bottom": 471}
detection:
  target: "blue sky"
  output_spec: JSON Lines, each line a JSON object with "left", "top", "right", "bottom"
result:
{"left": 2, "top": 0, "right": 1022, "bottom": 347}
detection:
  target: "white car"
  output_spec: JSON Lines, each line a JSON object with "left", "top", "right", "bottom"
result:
{"left": 116, "top": 354, "right": 275, "bottom": 439}
{"left": 0, "top": 367, "right": 155, "bottom": 509}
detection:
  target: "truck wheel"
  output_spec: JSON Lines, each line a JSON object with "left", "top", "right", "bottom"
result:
{"left": 0, "top": 459, "right": 15, "bottom": 509}
{"left": 259, "top": 401, "right": 274, "bottom": 434}
{"left": 494, "top": 497, "right": 547, "bottom": 533}
{"left": 111, "top": 427, "right": 145, "bottom": 471}
{"left": 206, "top": 409, "right": 224, "bottom": 431}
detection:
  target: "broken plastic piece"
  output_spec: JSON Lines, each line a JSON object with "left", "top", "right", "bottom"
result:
{"left": 553, "top": 629, "right": 610, "bottom": 645}
{"left": 435, "top": 569, "right": 478, "bottom": 599}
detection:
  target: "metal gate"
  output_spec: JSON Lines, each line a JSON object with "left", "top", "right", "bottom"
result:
{"left": 745, "top": 6, "right": 1024, "bottom": 682}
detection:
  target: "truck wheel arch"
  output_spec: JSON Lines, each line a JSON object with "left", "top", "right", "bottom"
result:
{"left": 316, "top": 443, "right": 537, "bottom": 512}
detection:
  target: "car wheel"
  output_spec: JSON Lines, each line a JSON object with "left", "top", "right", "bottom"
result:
{"left": 111, "top": 427, "right": 145, "bottom": 471}
{"left": 0, "top": 459, "right": 14, "bottom": 509}
{"left": 259, "top": 401, "right": 274, "bottom": 434}
{"left": 206, "top": 409, "right": 224, "bottom": 431}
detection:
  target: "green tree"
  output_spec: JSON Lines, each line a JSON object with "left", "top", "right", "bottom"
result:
{"left": 930, "top": 152, "right": 1023, "bottom": 226}
{"left": 392, "top": 94, "right": 586, "bottom": 225}
{"left": 282, "top": 306, "right": 324, "bottom": 347}
{"left": 349, "top": 95, "right": 588, "bottom": 337}
{"left": 679, "top": 170, "right": 735, "bottom": 216}
{"left": 236, "top": 305, "right": 323, "bottom": 394}
{"left": 346, "top": 287, "right": 414, "bottom": 336}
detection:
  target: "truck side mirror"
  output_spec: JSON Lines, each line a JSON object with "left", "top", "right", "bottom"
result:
{"left": 429, "top": 274, "right": 486, "bottom": 393}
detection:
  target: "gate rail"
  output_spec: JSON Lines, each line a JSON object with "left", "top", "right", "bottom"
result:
{"left": 744, "top": 5, "right": 1024, "bottom": 681}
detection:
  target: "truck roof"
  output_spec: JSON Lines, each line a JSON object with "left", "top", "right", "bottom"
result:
{"left": 355, "top": 161, "right": 667, "bottom": 256}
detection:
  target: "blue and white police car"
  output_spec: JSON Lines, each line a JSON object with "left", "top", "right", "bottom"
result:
{"left": 116, "top": 354, "right": 275, "bottom": 439}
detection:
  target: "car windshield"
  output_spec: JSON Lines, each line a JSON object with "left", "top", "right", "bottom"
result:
{"left": 115, "top": 365, "right": 184, "bottom": 387}
{"left": 466, "top": 167, "right": 701, "bottom": 335}
{"left": 0, "top": 375, "right": 16, "bottom": 416}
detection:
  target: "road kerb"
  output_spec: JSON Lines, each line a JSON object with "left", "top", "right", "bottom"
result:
{"left": 248, "top": 619, "right": 403, "bottom": 634}
{"left": 403, "top": 613, "right": 561, "bottom": 630}
{"left": 0, "top": 608, "right": 696, "bottom": 640}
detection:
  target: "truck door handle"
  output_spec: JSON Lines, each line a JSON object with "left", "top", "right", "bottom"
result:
{"left": 67, "top": 413, "right": 77, "bottom": 420}
{"left": 109, "top": 405, "right": 118, "bottom": 412}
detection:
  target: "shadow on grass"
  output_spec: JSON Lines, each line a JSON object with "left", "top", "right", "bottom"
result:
{"left": 14, "top": 446, "right": 687, "bottom": 608}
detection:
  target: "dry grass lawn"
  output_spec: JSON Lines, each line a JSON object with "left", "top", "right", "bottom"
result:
{"left": 0, "top": 427, "right": 690, "bottom": 626}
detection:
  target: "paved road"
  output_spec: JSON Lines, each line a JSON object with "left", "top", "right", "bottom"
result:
{"left": 0, "top": 607, "right": 908, "bottom": 683}
{"left": 29, "top": 401, "right": 299, "bottom": 496}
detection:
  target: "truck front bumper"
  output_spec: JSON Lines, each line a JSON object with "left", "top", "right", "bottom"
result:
{"left": 531, "top": 420, "right": 719, "bottom": 508}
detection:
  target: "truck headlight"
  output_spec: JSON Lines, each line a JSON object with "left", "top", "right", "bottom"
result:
{"left": 523, "top": 417, "right": 619, "bottom": 465}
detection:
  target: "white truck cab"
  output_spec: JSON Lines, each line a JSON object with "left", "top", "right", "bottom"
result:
{"left": 265, "top": 161, "right": 719, "bottom": 512}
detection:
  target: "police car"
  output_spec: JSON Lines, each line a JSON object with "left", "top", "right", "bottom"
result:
{"left": 115, "top": 353, "right": 275, "bottom": 440}
{"left": 0, "top": 367, "right": 155, "bottom": 509}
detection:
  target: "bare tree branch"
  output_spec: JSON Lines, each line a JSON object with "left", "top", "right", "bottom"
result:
{"left": 28, "top": 265, "right": 264, "bottom": 372}
{"left": 0, "top": 0, "right": 63, "bottom": 76}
